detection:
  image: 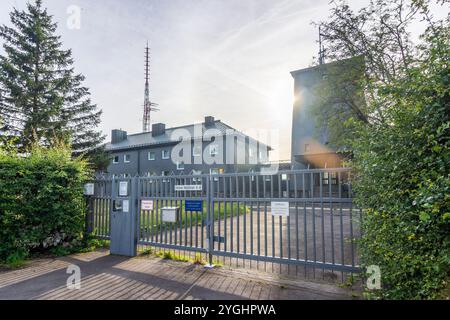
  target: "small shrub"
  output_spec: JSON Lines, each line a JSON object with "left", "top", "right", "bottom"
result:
{"left": 0, "top": 145, "right": 90, "bottom": 262}
{"left": 3, "top": 250, "right": 28, "bottom": 269}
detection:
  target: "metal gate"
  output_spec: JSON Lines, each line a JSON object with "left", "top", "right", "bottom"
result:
{"left": 86, "top": 168, "right": 361, "bottom": 279}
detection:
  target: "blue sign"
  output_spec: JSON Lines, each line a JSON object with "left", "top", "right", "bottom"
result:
{"left": 185, "top": 200, "right": 203, "bottom": 212}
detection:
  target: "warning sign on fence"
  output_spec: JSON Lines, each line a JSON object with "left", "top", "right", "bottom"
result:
{"left": 271, "top": 201, "right": 289, "bottom": 217}
{"left": 141, "top": 200, "right": 154, "bottom": 210}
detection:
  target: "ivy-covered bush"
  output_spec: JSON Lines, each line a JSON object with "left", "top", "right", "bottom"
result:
{"left": 0, "top": 145, "right": 90, "bottom": 264}
{"left": 352, "top": 25, "right": 450, "bottom": 299}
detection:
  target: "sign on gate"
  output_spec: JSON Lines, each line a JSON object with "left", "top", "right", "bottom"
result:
{"left": 84, "top": 183, "right": 94, "bottom": 196}
{"left": 119, "top": 181, "right": 128, "bottom": 196}
{"left": 122, "top": 199, "right": 129, "bottom": 213}
{"left": 141, "top": 200, "right": 154, "bottom": 210}
{"left": 175, "top": 185, "right": 202, "bottom": 191}
{"left": 185, "top": 200, "right": 203, "bottom": 212}
{"left": 271, "top": 201, "right": 289, "bottom": 216}
{"left": 161, "top": 207, "right": 179, "bottom": 223}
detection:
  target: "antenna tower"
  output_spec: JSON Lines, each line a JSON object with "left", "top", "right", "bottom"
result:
{"left": 318, "top": 26, "right": 326, "bottom": 65}
{"left": 142, "top": 42, "right": 159, "bottom": 132}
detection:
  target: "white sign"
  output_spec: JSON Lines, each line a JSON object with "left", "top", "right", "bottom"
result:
{"left": 175, "top": 185, "right": 202, "bottom": 191}
{"left": 141, "top": 200, "right": 154, "bottom": 210}
{"left": 122, "top": 200, "right": 129, "bottom": 213}
{"left": 119, "top": 181, "right": 128, "bottom": 196}
{"left": 83, "top": 183, "right": 94, "bottom": 196}
{"left": 271, "top": 201, "right": 289, "bottom": 217}
{"left": 161, "top": 207, "right": 179, "bottom": 223}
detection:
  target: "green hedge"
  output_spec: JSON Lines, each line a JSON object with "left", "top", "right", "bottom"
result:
{"left": 351, "top": 27, "right": 450, "bottom": 299}
{"left": 0, "top": 146, "right": 90, "bottom": 264}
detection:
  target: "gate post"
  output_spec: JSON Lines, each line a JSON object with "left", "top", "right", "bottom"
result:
{"left": 129, "top": 175, "right": 138, "bottom": 257}
{"left": 84, "top": 194, "right": 94, "bottom": 237}
{"left": 110, "top": 176, "right": 138, "bottom": 257}
{"left": 205, "top": 174, "right": 214, "bottom": 268}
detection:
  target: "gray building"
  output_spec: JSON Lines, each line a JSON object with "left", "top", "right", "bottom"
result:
{"left": 104, "top": 116, "right": 271, "bottom": 176}
{"left": 290, "top": 57, "right": 363, "bottom": 169}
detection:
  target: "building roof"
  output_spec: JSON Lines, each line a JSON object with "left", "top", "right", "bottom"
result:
{"left": 105, "top": 120, "right": 272, "bottom": 152}
{"left": 290, "top": 55, "right": 365, "bottom": 78}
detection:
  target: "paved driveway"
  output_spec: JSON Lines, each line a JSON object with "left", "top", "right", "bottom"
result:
{"left": 0, "top": 249, "right": 358, "bottom": 300}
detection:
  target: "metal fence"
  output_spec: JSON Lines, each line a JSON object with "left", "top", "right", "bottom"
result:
{"left": 86, "top": 168, "right": 362, "bottom": 282}
{"left": 86, "top": 177, "right": 112, "bottom": 239}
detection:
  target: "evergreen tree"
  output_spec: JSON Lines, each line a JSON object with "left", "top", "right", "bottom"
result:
{"left": 0, "top": 0, "right": 104, "bottom": 153}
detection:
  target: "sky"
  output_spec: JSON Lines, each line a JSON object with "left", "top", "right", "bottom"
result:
{"left": 0, "top": 0, "right": 446, "bottom": 160}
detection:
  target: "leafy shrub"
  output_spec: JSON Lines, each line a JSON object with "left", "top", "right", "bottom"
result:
{"left": 351, "top": 25, "right": 450, "bottom": 299}
{"left": 0, "top": 145, "right": 90, "bottom": 263}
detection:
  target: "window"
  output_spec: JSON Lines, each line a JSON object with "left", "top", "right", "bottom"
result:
{"left": 148, "top": 151, "right": 156, "bottom": 161}
{"left": 210, "top": 168, "right": 223, "bottom": 181}
{"left": 162, "top": 149, "right": 170, "bottom": 159}
{"left": 209, "top": 144, "right": 219, "bottom": 156}
{"left": 113, "top": 156, "right": 119, "bottom": 164}
{"left": 323, "top": 172, "right": 338, "bottom": 185}
{"left": 161, "top": 171, "right": 170, "bottom": 176}
{"left": 250, "top": 169, "right": 255, "bottom": 182}
{"left": 304, "top": 144, "right": 311, "bottom": 152}
{"left": 177, "top": 162, "right": 184, "bottom": 170}
{"left": 124, "top": 154, "right": 131, "bottom": 163}
{"left": 249, "top": 148, "right": 253, "bottom": 157}
{"left": 161, "top": 170, "right": 170, "bottom": 183}
{"left": 259, "top": 150, "right": 269, "bottom": 164}
{"left": 193, "top": 145, "right": 202, "bottom": 157}
{"left": 323, "top": 172, "right": 329, "bottom": 185}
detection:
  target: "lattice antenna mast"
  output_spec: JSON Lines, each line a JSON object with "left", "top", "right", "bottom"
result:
{"left": 142, "top": 42, "right": 159, "bottom": 132}
{"left": 318, "top": 26, "right": 326, "bottom": 65}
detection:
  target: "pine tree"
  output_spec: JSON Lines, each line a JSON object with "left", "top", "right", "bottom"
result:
{"left": 0, "top": 0, "right": 104, "bottom": 153}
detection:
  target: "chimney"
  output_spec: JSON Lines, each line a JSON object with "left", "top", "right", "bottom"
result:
{"left": 152, "top": 123, "right": 166, "bottom": 137}
{"left": 111, "top": 129, "right": 127, "bottom": 144}
{"left": 204, "top": 116, "right": 215, "bottom": 127}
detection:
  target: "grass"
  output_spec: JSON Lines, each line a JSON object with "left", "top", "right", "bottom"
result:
{"left": 0, "top": 235, "right": 111, "bottom": 270}
{"left": 138, "top": 246, "right": 221, "bottom": 267}
{"left": 139, "top": 201, "right": 249, "bottom": 236}
{"left": 49, "top": 235, "right": 110, "bottom": 256}
{"left": 155, "top": 250, "right": 191, "bottom": 263}
{"left": 77, "top": 237, "right": 110, "bottom": 253}
{"left": 0, "top": 251, "right": 29, "bottom": 270}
